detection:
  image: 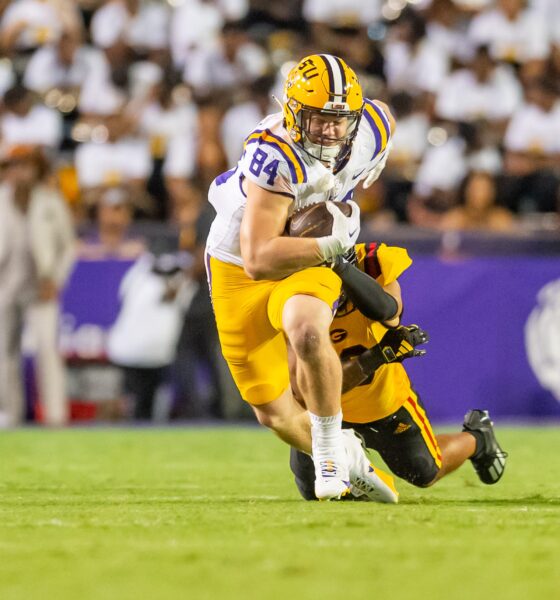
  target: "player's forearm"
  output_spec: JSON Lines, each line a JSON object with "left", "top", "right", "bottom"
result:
{"left": 332, "top": 259, "right": 398, "bottom": 322}
{"left": 242, "top": 236, "right": 324, "bottom": 280}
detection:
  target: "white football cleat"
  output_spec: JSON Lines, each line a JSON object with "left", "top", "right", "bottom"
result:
{"left": 342, "top": 429, "right": 399, "bottom": 504}
{"left": 313, "top": 448, "right": 351, "bottom": 501}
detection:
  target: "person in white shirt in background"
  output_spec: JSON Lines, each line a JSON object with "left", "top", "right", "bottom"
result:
{"left": 0, "top": 0, "right": 66, "bottom": 55}
{"left": 502, "top": 75, "right": 560, "bottom": 213}
{"left": 107, "top": 237, "right": 197, "bottom": 421}
{"left": 135, "top": 72, "right": 199, "bottom": 220}
{"left": 468, "top": 0, "right": 550, "bottom": 81}
{"left": 23, "top": 28, "right": 111, "bottom": 97}
{"left": 435, "top": 45, "right": 523, "bottom": 137}
{"left": 375, "top": 92, "right": 430, "bottom": 224}
{"left": 1, "top": 84, "right": 63, "bottom": 149}
{"left": 182, "top": 20, "right": 270, "bottom": 100}
{"left": 384, "top": 8, "right": 450, "bottom": 97}
{"left": 220, "top": 75, "right": 275, "bottom": 168}
{"left": 170, "top": 0, "right": 229, "bottom": 72}
{"left": 0, "top": 145, "right": 75, "bottom": 427}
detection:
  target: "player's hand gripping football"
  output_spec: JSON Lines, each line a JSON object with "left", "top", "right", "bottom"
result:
{"left": 317, "top": 200, "right": 361, "bottom": 263}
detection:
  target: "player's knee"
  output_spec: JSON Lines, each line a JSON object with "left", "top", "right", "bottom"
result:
{"left": 254, "top": 409, "right": 289, "bottom": 434}
{"left": 254, "top": 409, "right": 276, "bottom": 430}
{"left": 391, "top": 455, "right": 440, "bottom": 488}
{"left": 289, "top": 323, "right": 325, "bottom": 361}
{"left": 407, "top": 463, "right": 440, "bottom": 488}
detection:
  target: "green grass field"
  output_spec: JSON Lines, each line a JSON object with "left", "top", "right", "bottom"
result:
{"left": 0, "top": 426, "right": 559, "bottom": 600}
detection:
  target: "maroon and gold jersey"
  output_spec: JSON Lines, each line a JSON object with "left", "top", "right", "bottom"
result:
{"left": 331, "top": 242, "right": 413, "bottom": 423}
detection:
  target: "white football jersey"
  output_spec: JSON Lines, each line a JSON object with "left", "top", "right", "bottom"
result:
{"left": 206, "top": 100, "right": 391, "bottom": 266}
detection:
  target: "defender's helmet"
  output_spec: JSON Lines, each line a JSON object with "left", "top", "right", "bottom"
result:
{"left": 283, "top": 54, "right": 364, "bottom": 166}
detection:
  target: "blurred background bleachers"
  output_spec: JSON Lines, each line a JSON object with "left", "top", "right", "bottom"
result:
{"left": 0, "top": 0, "right": 559, "bottom": 427}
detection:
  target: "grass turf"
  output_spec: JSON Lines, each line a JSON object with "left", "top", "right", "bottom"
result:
{"left": 0, "top": 426, "right": 558, "bottom": 600}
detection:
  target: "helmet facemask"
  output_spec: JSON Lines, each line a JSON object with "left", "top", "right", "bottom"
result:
{"left": 297, "top": 106, "right": 361, "bottom": 167}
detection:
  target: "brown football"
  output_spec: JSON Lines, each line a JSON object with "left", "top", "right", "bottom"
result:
{"left": 287, "top": 201, "right": 353, "bottom": 238}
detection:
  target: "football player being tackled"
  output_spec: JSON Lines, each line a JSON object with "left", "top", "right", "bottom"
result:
{"left": 288, "top": 241, "right": 508, "bottom": 501}
{"left": 206, "top": 55, "right": 396, "bottom": 500}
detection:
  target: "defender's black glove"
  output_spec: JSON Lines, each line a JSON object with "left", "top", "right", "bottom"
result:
{"left": 358, "top": 325, "right": 429, "bottom": 375}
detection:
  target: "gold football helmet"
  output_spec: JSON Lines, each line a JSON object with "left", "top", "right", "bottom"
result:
{"left": 283, "top": 54, "right": 364, "bottom": 165}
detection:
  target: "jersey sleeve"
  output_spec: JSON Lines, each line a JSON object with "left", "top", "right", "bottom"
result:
{"left": 361, "top": 98, "right": 393, "bottom": 166}
{"left": 239, "top": 130, "right": 307, "bottom": 196}
{"left": 358, "top": 242, "right": 412, "bottom": 286}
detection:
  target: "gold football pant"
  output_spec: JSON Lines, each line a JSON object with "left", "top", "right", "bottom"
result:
{"left": 206, "top": 256, "right": 341, "bottom": 405}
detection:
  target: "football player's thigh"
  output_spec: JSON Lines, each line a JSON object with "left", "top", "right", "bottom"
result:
{"left": 209, "top": 261, "right": 290, "bottom": 404}
{"left": 267, "top": 266, "right": 342, "bottom": 331}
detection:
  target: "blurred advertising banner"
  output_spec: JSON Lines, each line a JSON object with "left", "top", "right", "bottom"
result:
{"left": 61, "top": 256, "right": 560, "bottom": 421}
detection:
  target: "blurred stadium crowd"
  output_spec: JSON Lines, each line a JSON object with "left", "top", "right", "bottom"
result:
{"left": 1, "top": 0, "right": 559, "bottom": 426}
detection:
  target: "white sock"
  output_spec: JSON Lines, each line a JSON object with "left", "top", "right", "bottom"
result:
{"left": 309, "top": 411, "right": 344, "bottom": 455}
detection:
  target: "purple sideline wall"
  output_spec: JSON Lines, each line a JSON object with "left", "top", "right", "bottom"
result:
{"left": 399, "top": 254, "right": 560, "bottom": 421}
{"left": 61, "top": 256, "right": 560, "bottom": 421}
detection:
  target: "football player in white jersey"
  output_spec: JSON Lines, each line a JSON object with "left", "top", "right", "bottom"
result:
{"left": 205, "top": 54, "right": 397, "bottom": 501}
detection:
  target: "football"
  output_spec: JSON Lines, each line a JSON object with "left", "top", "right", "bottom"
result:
{"left": 287, "top": 201, "right": 353, "bottom": 238}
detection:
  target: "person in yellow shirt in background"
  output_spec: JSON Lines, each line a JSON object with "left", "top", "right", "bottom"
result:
{"left": 289, "top": 242, "right": 508, "bottom": 500}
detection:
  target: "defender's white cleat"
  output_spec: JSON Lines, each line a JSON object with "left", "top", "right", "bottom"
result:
{"left": 342, "top": 429, "right": 399, "bottom": 504}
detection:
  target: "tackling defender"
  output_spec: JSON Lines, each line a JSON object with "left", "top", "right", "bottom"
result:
{"left": 289, "top": 242, "right": 508, "bottom": 500}
{"left": 205, "top": 54, "right": 396, "bottom": 500}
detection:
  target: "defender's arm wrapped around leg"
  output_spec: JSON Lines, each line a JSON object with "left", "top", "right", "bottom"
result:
{"left": 341, "top": 325, "right": 429, "bottom": 394}
{"left": 332, "top": 257, "right": 398, "bottom": 322}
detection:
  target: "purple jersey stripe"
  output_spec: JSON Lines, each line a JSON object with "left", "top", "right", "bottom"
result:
{"left": 362, "top": 108, "right": 382, "bottom": 157}
{"left": 366, "top": 99, "right": 391, "bottom": 140}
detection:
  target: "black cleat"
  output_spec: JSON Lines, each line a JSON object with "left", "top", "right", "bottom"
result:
{"left": 463, "top": 410, "right": 508, "bottom": 484}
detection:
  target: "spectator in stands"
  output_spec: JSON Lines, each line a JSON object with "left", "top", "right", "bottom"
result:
{"left": 91, "top": 0, "right": 171, "bottom": 69}
{"left": 435, "top": 45, "right": 522, "bottom": 137}
{"left": 0, "top": 145, "right": 75, "bottom": 427}
{"left": 182, "top": 20, "right": 270, "bottom": 100}
{"left": 372, "top": 92, "right": 429, "bottom": 224}
{"left": 77, "top": 184, "right": 145, "bottom": 260}
{"left": 440, "top": 171, "right": 518, "bottom": 232}
{"left": 170, "top": 0, "right": 226, "bottom": 71}
{"left": 74, "top": 66, "right": 153, "bottom": 213}
{"left": 1, "top": 84, "right": 63, "bottom": 149}
{"left": 136, "top": 75, "right": 199, "bottom": 220}
{"left": 408, "top": 122, "right": 469, "bottom": 227}
{"left": 467, "top": 0, "right": 550, "bottom": 79}
{"left": 302, "top": 0, "right": 381, "bottom": 63}
{"left": 424, "top": 0, "right": 472, "bottom": 64}
{"left": 384, "top": 7, "right": 450, "bottom": 104}
{"left": 502, "top": 75, "right": 560, "bottom": 213}
{"left": 220, "top": 75, "right": 274, "bottom": 168}
{"left": 0, "top": 0, "right": 82, "bottom": 56}
{"left": 23, "top": 28, "right": 111, "bottom": 97}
